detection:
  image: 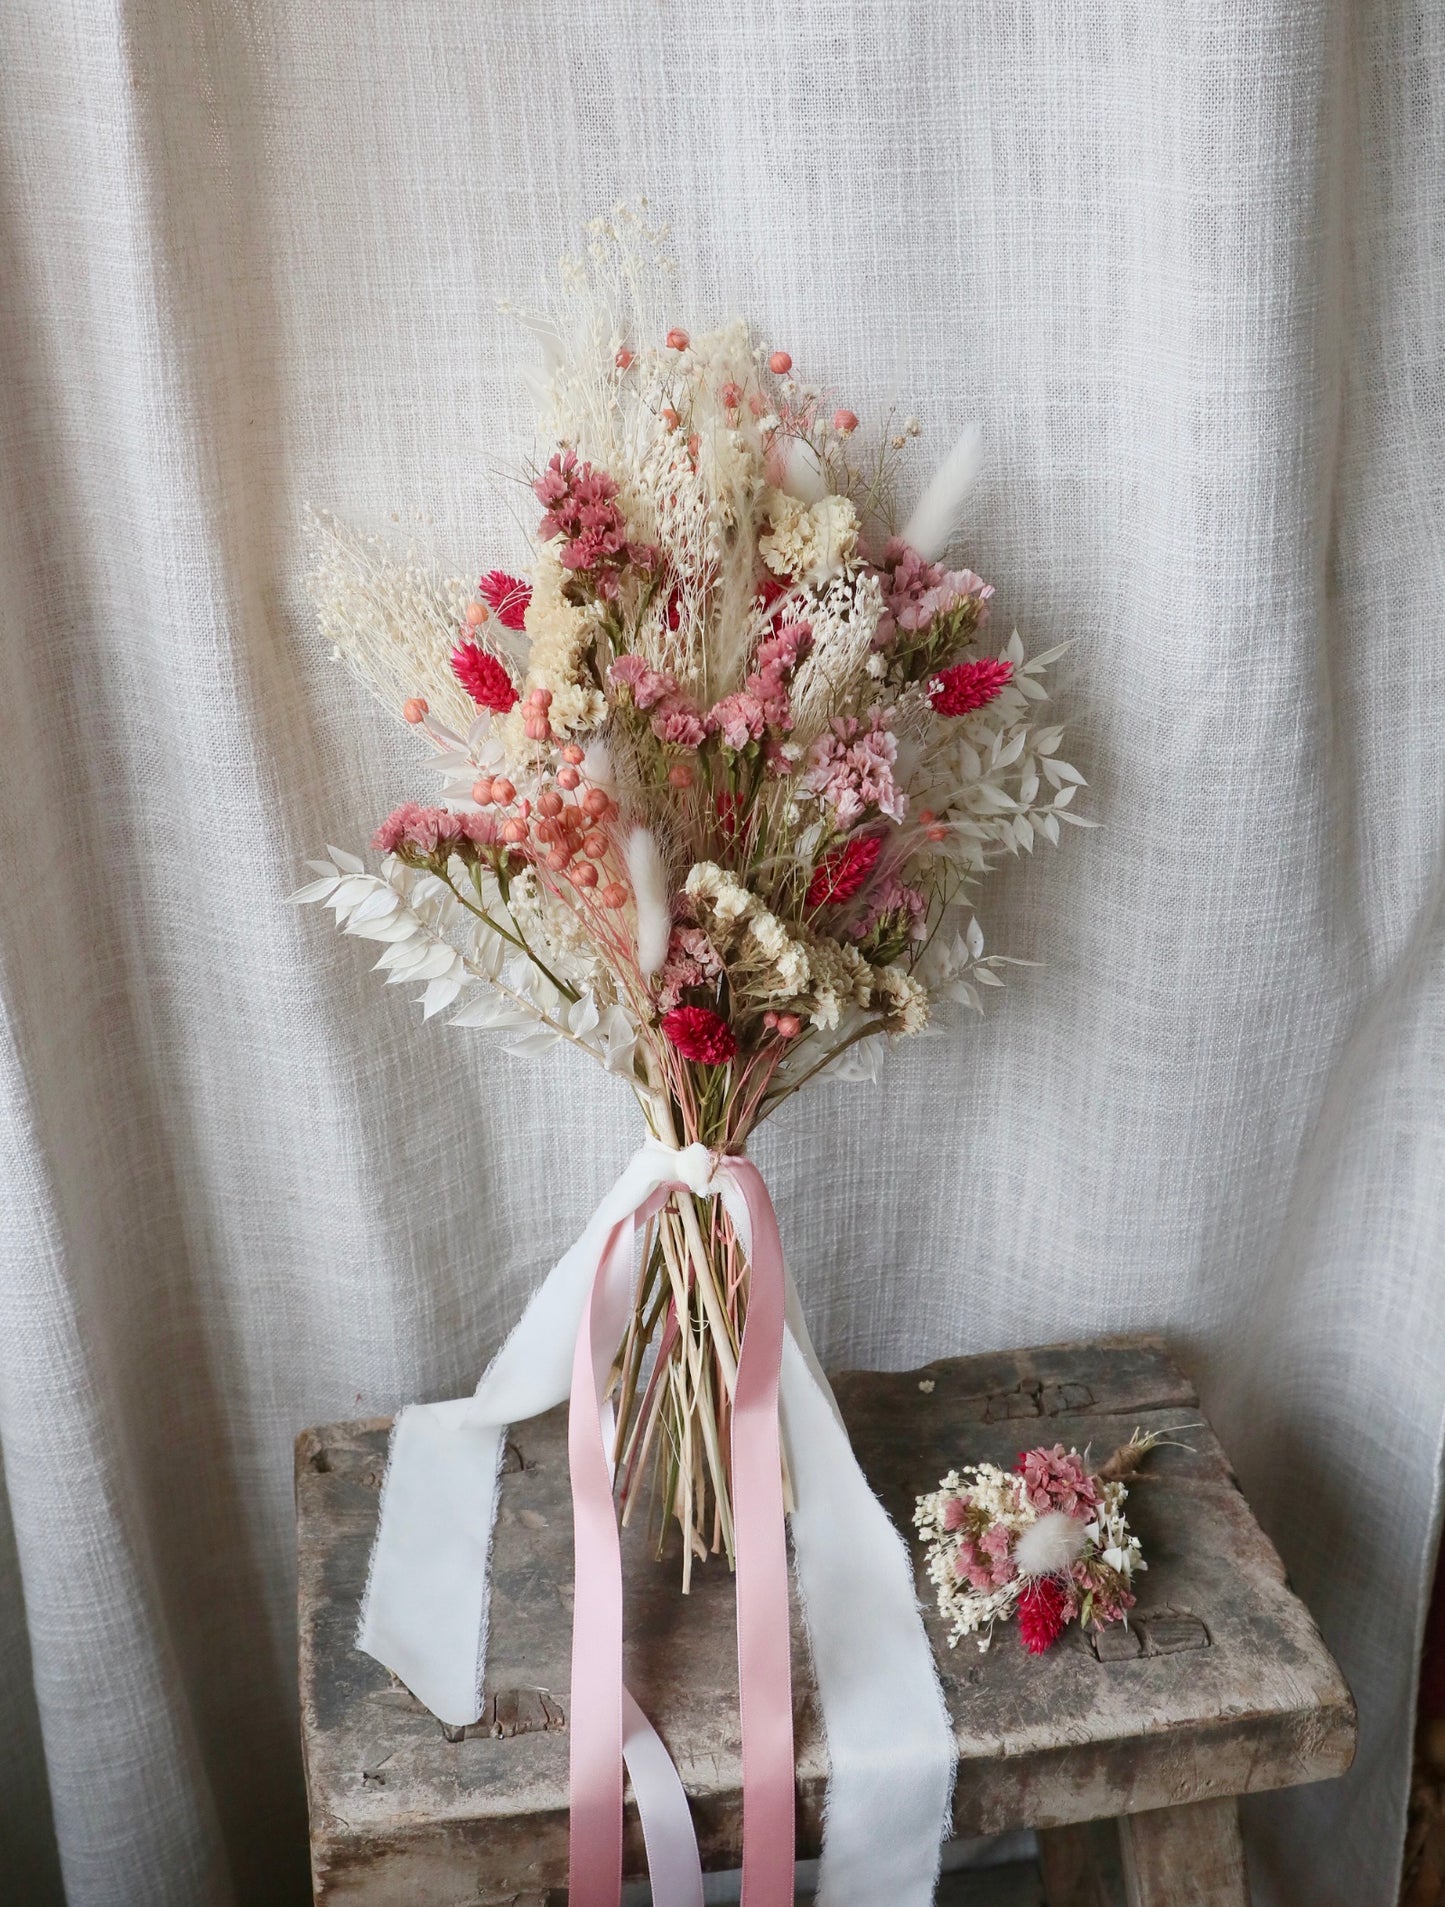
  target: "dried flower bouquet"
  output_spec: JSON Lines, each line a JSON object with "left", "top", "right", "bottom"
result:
{"left": 297, "top": 207, "right": 1088, "bottom": 1581}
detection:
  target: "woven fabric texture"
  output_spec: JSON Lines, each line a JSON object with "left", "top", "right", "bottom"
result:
{"left": 0, "top": 3, "right": 1441, "bottom": 1903}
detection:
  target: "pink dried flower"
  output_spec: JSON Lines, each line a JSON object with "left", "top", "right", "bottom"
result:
{"left": 930, "top": 657, "right": 1013, "bottom": 717}
{"left": 656, "top": 926, "right": 724, "bottom": 1013}
{"left": 703, "top": 622, "right": 809, "bottom": 751}
{"left": 875, "top": 538, "right": 994, "bottom": 648}
{"left": 1071, "top": 1556, "right": 1136, "bottom": 1628}
{"left": 478, "top": 571, "right": 532, "bottom": 630}
{"left": 533, "top": 450, "right": 658, "bottom": 598}
{"left": 651, "top": 696, "right": 708, "bottom": 749}
{"left": 1016, "top": 1445, "right": 1100, "bottom": 1520}
{"left": 851, "top": 876, "right": 928, "bottom": 945}
{"left": 609, "top": 654, "right": 679, "bottom": 711}
{"left": 661, "top": 1005, "right": 737, "bottom": 1066}
{"left": 803, "top": 708, "right": 906, "bottom": 825}
{"left": 451, "top": 643, "right": 520, "bottom": 712}
{"left": 954, "top": 1532, "right": 1015, "bottom": 1593}
{"left": 706, "top": 689, "right": 770, "bottom": 750}
{"left": 372, "top": 803, "right": 466, "bottom": 858}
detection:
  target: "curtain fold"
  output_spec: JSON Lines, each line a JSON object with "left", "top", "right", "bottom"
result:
{"left": 0, "top": 3, "right": 1440, "bottom": 1902}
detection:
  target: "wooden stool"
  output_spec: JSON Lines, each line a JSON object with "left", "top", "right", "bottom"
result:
{"left": 297, "top": 1336, "right": 1355, "bottom": 1905}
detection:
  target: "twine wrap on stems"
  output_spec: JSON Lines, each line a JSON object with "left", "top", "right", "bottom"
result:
{"left": 358, "top": 1140, "right": 956, "bottom": 1906}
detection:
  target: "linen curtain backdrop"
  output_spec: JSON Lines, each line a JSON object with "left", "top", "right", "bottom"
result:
{"left": 1, "top": 3, "right": 1441, "bottom": 1903}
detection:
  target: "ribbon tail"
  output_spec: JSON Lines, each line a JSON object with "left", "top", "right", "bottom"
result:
{"left": 358, "top": 1142, "right": 715, "bottom": 1725}
{"left": 781, "top": 1325, "right": 956, "bottom": 1907}
{"left": 726, "top": 1161, "right": 796, "bottom": 1907}
{"left": 623, "top": 1689, "right": 706, "bottom": 1907}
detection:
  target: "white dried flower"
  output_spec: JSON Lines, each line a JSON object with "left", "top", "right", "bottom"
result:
{"left": 759, "top": 490, "right": 859, "bottom": 589}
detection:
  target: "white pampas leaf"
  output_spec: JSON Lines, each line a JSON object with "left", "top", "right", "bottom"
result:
{"left": 624, "top": 827, "right": 671, "bottom": 976}
{"left": 900, "top": 423, "right": 983, "bottom": 561}
{"left": 1013, "top": 1510, "right": 1088, "bottom": 1579}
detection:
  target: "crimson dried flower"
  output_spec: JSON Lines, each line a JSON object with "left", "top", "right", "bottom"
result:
{"left": 806, "top": 834, "right": 882, "bottom": 908}
{"left": 930, "top": 657, "right": 1013, "bottom": 717}
{"left": 478, "top": 570, "right": 532, "bottom": 630}
{"left": 661, "top": 1005, "right": 737, "bottom": 1067}
{"left": 451, "top": 642, "right": 519, "bottom": 711}
{"left": 1016, "top": 1577, "right": 1068, "bottom": 1654}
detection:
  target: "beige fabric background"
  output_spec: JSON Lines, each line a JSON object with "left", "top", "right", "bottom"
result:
{"left": 1, "top": 3, "right": 1442, "bottom": 1903}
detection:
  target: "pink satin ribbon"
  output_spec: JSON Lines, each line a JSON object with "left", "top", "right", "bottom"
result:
{"left": 566, "top": 1163, "right": 794, "bottom": 1907}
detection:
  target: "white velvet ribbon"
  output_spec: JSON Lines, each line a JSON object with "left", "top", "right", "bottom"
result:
{"left": 358, "top": 1140, "right": 955, "bottom": 1906}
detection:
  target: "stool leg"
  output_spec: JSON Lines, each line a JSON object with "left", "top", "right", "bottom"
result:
{"left": 1039, "top": 1818, "right": 1126, "bottom": 1905}
{"left": 1118, "top": 1798, "right": 1249, "bottom": 1907}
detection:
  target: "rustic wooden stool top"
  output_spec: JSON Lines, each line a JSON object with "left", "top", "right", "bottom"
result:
{"left": 297, "top": 1336, "right": 1355, "bottom": 1906}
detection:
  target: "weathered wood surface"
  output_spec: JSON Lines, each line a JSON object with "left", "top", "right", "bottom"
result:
{"left": 297, "top": 1336, "right": 1355, "bottom": 1905}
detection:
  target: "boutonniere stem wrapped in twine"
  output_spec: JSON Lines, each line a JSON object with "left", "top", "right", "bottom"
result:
{"left": 295, "top": 208, "right": 1089, "bottom": 1907}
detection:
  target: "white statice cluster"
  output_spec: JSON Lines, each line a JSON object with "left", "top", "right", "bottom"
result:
{"left": 914, "top": 1462, "right": 1035, "bottom": 1649}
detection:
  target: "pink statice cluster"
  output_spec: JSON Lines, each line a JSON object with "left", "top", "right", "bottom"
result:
{"left": 372, "top": 802, "right": 503, "bottom": 859}
{"left": 534, "top": 450, "right": 658, "bottom": 599}
{"left": 875, "top": 537, "right": 994, "bottom": 648}
{"left": 803, "top": 708, "right": 906, "bottom": 825}
{"left": 1017, "top": 1444, "right": 1101, "bottom": 1519}
{"left": 656, "top": 926, "right": 725, "bottom": 1013}
{"left": 951, "top": 1519, "right": 1016, "bottom": 1595}
{"left": 852, "top": 876, "right": 928, "bottom": 946}
{"left": 609, "top": 656, "right": 708, "bottom": 750}
{"left": 706, "top": 622, "right": 810, "bottom": 751}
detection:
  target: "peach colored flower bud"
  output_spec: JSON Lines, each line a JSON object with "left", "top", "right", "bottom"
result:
{"left": 491, "top": 778, "right": 515, "bottom": 804}
{"left": 768, "top": 350, "right": 792, "bottom": 375}
{"left": 501, "top": 818, "right": 527, "bottom": 844}
{"left": 402, "top": 697, "right": 428, "bottom": 724}
{"left": 524, "top": 715, "right": 551, "bottom": 741}
{"left": 563, "top": 805, "right": 587, "bottom": 834}
{"left": 748, "top": 393, "right": 768, "bottom": 416}
{"left": 557, "top": 765, "right": 580, "bottom": 791}
{"left": 582, "top": 787, "right": 610, "bottom": 818}
{"left": 661, "top": 406, "right": 680, "bottom": 430}
{"left": 665, "top": 328, "right": 689, "bottom": 351}
{"left": 545, "top": 846, "right": 571, "bottom": 871}
{"left": 582, "top": 831, "right": 608, "bottom": 858}
{"left": 918, "top": 809, "right": 936, "bottom": 825}
{"left": 572, "top": 862, "right": 598, "bottom": 888}
{"left": 471, "top": 778, "right": 493, "bottom": 805}
{"left": 464, "top": 600, "right": 487, "bottom": 626}
{"left": 775, "top": 1013, "right": 802, "bottom": 1038}
{"left": 538, "top": 791, "right": 564, "bottom": 818}
{"left": 764, "top": 1011, "right": 779, "bottom": 1029}
{"left": 600, "top": 881, "right": 628, "bottom": 909}
{"left": 926, "top": 824, "right": 948, "bottom": 843}
{"left": 833, "top": 408, "right": 859, "bottom": 434}
{"left": 667, "top": 762, "right": 695, "bottom": 789}
{"left": 615, "top": 347, "right": 634, "bottom": 370}
{"left": 561, "top": 742, "right": 585, "bottom": 765}
{"left": 720, "top": 382, "right": 742, "bottom": 409}
{"left": 529, "top": 686, "right": 553, "bottom": 709}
